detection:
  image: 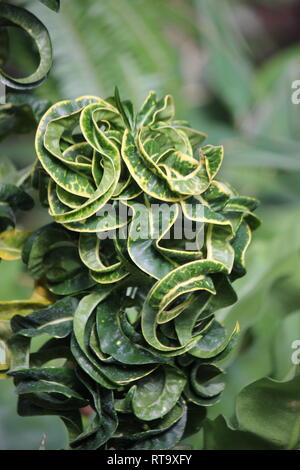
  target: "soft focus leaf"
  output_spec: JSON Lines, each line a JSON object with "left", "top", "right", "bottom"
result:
{"left": 39, "top": 0, "right": 60, "bottom": 12}
{"left": 236, "top": 376, "right": 300, "bottom": 450}
{"left": 0, "top": 230, "right": 31, "bottom": 260}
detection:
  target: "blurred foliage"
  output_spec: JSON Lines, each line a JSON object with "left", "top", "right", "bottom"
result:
{"left": 0, "top": 379, "right": 67, "bottom": 450}
{"left": 1, "top": 0, "right": 300, "bottom": 449}
{"left": 0, "top": 260, "right": 67, "bottom": 449}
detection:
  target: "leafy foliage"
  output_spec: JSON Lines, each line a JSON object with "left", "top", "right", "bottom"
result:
{"left": 1, "top": 0, "right": 299, "bottom": 452}
{"left": 0, "top": 93, "right": 51, "bottom": 140}
{"left": 0, "top": 88, "right": 260, "bottom": 449}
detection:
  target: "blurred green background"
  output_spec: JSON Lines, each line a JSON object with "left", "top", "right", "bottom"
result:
{"left": 1, "top": 0, "right": 300, "bottom": 449}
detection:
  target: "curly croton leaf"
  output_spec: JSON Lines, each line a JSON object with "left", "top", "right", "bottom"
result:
{"left": 0, "top": 3, "right": 53, "bottom": 90}
{"left": 1, "top": 90, "right": 260, "bottom": 450}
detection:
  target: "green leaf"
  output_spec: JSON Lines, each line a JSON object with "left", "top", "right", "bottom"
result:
{"left": 0, "top": 94, "right": 51, "bottom": 140}
{"left": 130, "top": 403, "right": 187, "bottom": 450}
{"left": 0, "top": 3, "right": 52, "bottom": 89}
{"left": 184, "top": 363, "right": 225, "bottom": 407}
{"left": 126, "top": 198, "right": 177, "bottom": 280}
{"left": 114, "top": 86, "right": 132, "bottom": 130}
{"left": 115, "top": 402, "right": 183, "bottom": 441}
{"left": 132, "top": 366, "right": 186, "bottom": 421}
{"left": 236, "top": 376, "right": 300, "bottom": 450}
{"left": 71, "top": 370, "right": 118, "bottom": 449}
{"left": 142, "top": 260, "right": 226, "bottom": 353}
{"left": 10, "top": 367, "right": 87, "bottom": 405}
{"left": 190, "top": 364, "right": 225, "bottom": 398}
{"left": 39, "top": 0, "right": 60, "bottom": 12}
{"left": 0, "top": 183, "right": 34, "bottom": 211}
{"left": 96, "top": 297, "right": 165, "bottom": 365}
{"left": 11, "top": 297, "right": 78, "bottom": 339}
{"left": 190, "top": 321, "right": 239, "bottom": 359}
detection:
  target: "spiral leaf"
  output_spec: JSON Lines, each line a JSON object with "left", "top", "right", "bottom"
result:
{"left": 0, "top": 4, "right": 52, "bottom": 90}
{"left": 4, "top": 91, "right": 261, "bottom": 449}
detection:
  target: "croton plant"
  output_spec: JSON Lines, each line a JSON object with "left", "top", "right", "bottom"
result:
{"left": 0, "top": 1, "right": 260, "bottom": 450}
